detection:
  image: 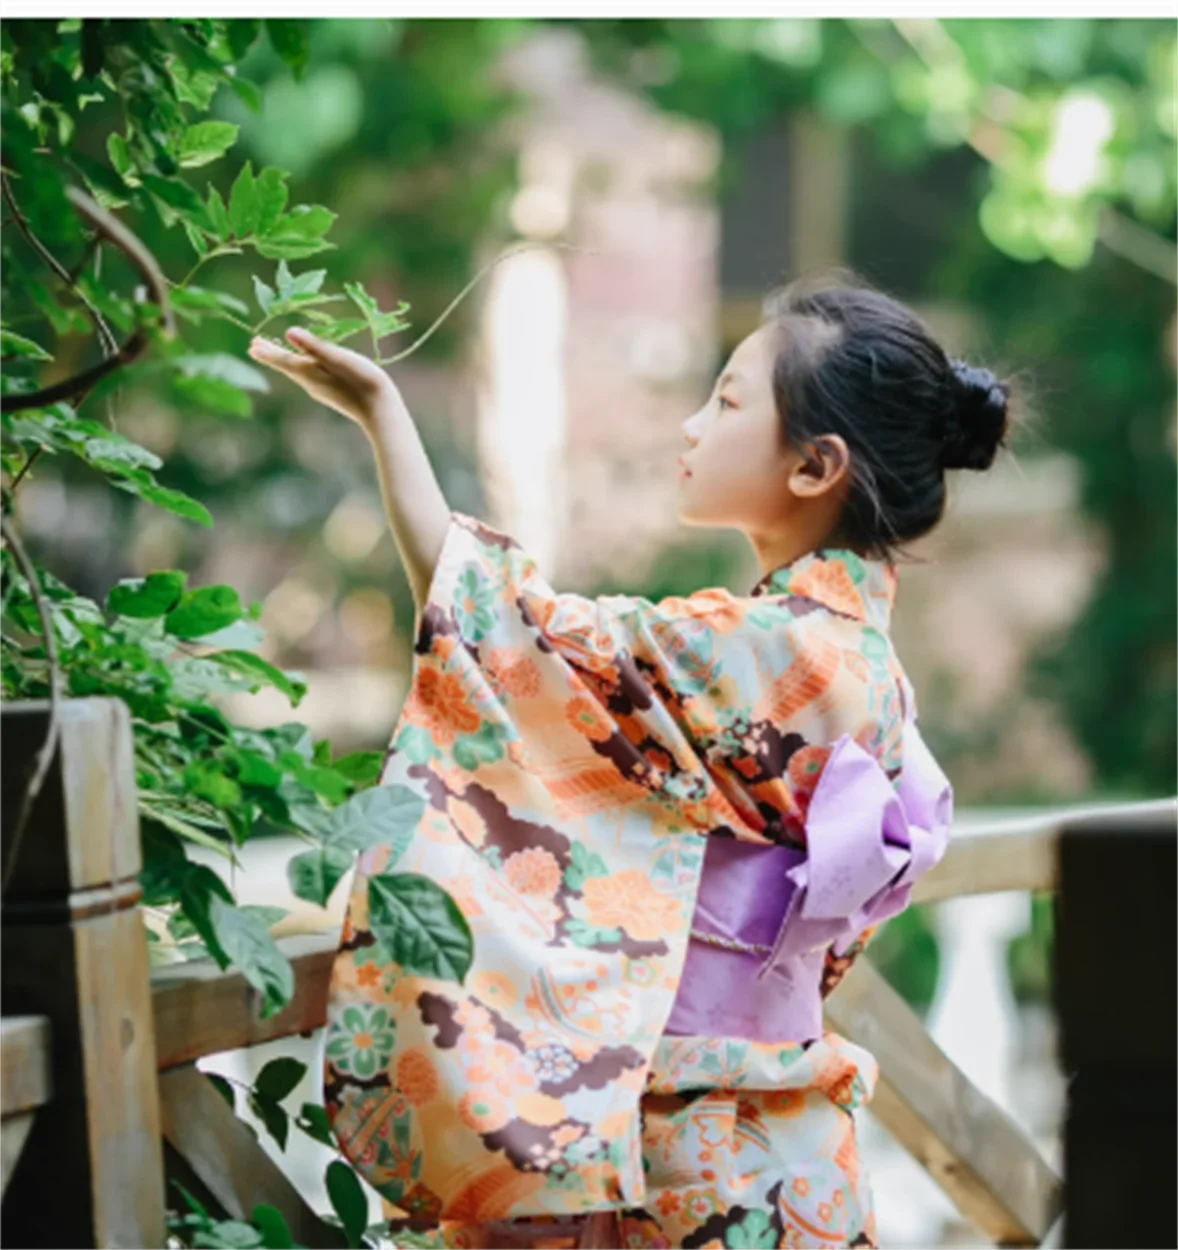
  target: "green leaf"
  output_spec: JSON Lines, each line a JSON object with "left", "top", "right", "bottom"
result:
{"left": 207, "top": 650, "right": 305, "bottom": 705}
{"left": 109, "top": 472, "right": 214, "bottom": 527}
{"left": 249, "top": 1205, "right": 293, "bottom": 1250}
{"left": 179, "top": 121, "right": 239, "bottom": 168}
{"left": 227, "top": 19, "right": 262, "bottom": 61}
{"left": 296, "top": 1102, "right": 334, "bottom": 1148}
{"left": 230, "top": 76, "right": 263, "bottom": 115}
{"left": 176, "top": 353, "right": 269, "bottom": 393}
{"left": 228, "top": 161, "right": 259, "bottom": 238}
{"left": 325, "top": 1160, "right": 366, "bottom": 1250}
{"left": 184, "top": 222, "right": 210, "bottom": 259}
{"left": 248, "top": 1091, "right": 289, "bottom": 1150}
{"left": 171, "top": 1179, "right": 211, "bottom": 1220}
{"left": 207, "top": 1072, "right": 236, "bottom": 1111}
{"left": 108, "top": 570, "right": 188, "bottom": 619}
{"left": 142, "top": 805, "right": 235, "bottom": 865}
{"left": 263, "top": 204, "right": 336, "bottom": 242}
{"left": 343, "top": 281, "right": 378, "bottom": 321}
{"left": 266, "top": 20, "right": 311, "bottom": 81}
{"left": 165, "top": 585, "right": 244, "bottom": 640}
{"left": 206, "top": 185, "right": 231, "bottom": 242}
{"left": 331, "top": 784, "right": 423, "bottom": 857}
{"left": 367, "top": 873, "right": 473, "bottom": 984}
{"left": 208, "top": 894, "right": 295, "bottom": 1018}
{"left": 286, "top": 842, "right": 353, "bottom": 908}
{"left": 241, "top": 904, "right": 288, "bottom": 932}
{"left": 1, "top": 329, "right": 52, "bottom": 361}
{"left": 142, "top": 174, "right": 214, "bottom": 233}
{"left": 332, "top": 751, "right": 383, "bottom": 789}
{"left": 106, "top": 133, "right": 139, "bottom": 185}
{"left": 203, "top": 1219, "right": 263, "bottom": 1248}
{"left": 255, "top": 169, "right": 290, "bottom": 236}
{"left": 254, "top": 1056, "right": 307, "bottom": 1103}
{"left": 254, "top": 238, "right": 335, "bottom": 262}
{"left": 81, "top": 436, "right": 162, "bottom": 474}
{"left": 342, "top": 282, "right": 411, "bottom": 344}
{"left": 169, "top": 60, "right": 221, "bottom": 112}
{"left": 196, "top": 618, "right": 266, "bottom": 651}
{"left": 274, "top": 261, "right": 328, "bottom": 303}
{"left": 312, "top": 318, "right": 369, "bottom": 344}
{"left": 170, "top": 286, "right": 250, "bottom": 318}
{"left": 252, "top": 275, "right": 276, "bottom": 317}
{"left": 183, "top": 759, "right": 243, "bottom": 811}
{"left": 173, "top": 373, "right": 252, "bottom": 419}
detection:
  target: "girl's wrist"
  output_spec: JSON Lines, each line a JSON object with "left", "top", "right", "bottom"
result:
{"left": 363, "top": 385, "right": 410, "bottom": 436}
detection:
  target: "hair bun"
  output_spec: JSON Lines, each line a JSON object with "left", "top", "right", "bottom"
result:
{"left": 941, "top": 359, "right": 1009, "bottom": 471}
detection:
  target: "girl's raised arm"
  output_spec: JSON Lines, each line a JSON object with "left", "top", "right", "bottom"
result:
{"left": 248, "top": 326, "right": 450, "bottom": 622}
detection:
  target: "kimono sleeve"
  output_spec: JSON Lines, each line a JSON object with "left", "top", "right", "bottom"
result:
{"left": 409, "top": 510, "right": 766, "bottom": 821}
{"left": 420, "top": 512, "right": 713, "bottom": 661}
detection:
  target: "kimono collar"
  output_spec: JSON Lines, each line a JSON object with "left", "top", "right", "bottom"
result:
{"left": 749, "top": 547, "right": 898, "bottom": 630}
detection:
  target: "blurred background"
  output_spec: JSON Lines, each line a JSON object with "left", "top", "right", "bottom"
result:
{"left": 9, "top": 17, "right": 1176, "bottom": 1247}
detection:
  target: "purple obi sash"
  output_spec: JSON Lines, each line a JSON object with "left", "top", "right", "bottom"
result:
{"left": 665, "top": 708, "right": 953, "bottom": 1043}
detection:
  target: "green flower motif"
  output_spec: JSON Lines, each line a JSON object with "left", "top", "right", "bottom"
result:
{"left": 860, "top": 627, "right": 889, "bottom": 663}
{"left": 326, "top": 1003, "right": 395, "bottom": 1078}
{"left": 725, "top": 1209, "right": 776, "bottom": 1248}
{"left": 453, "top": 564, "right": 497, "bottom": 641}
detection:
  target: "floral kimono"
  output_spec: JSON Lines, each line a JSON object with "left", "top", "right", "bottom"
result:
{"left": 323, "top": 511, "right": 952, "bottom": 1249}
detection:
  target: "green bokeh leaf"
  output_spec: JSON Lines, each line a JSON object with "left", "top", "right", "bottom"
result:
{"left": 165, "top": 585, "right": 244, "bottom": 640}
{"left": 108, "top": 570, "right": 188, "bottom": 619}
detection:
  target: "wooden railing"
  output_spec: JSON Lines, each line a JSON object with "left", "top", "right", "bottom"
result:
{"left": 3, "top": 697, "right": 1176, "bottom": 1248}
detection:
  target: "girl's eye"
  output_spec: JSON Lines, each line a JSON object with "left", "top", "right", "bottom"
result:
{"left": 717, "top": 395, "right": 735, "bottom": 411}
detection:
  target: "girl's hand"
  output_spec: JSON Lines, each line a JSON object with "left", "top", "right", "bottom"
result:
{"left": 247, "top": 327, "right": 402, "bottom": 430}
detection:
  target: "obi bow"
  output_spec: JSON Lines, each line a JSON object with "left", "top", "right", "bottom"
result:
{"left": 764, "top": 713, "right": 954, "bottom": 965}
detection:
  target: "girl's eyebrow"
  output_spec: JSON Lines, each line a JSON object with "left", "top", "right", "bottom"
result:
{"left": 718, "top": 370, "right": 743, "bottom": 388}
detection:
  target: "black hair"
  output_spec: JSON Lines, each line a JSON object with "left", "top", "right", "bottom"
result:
{"left": 763, "top": 268, "right": 1025, "bottom": 562}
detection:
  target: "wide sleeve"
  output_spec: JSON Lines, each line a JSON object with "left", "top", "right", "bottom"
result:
{"left": 402, "top": 509, "right": 778, "bottom": 833}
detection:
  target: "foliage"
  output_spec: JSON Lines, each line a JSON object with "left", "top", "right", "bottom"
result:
{"left": 0, "top": 20, "right": 475, "bottom": 1023}
{"left": 0, "top": 24, "right": 509, "bottom": 1243}
{"left": 1006, "top": 891, "right": 1055, "bottom": 1004}
{"left": 866, "top": 904, "right": 941, "bottom": 1014}
{"left": 576, "top": 17, "right": 1176, "bottom": 271}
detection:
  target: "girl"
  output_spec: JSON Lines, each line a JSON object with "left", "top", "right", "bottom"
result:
{"left": 248, "top": 271, "right": 1012, "bottom": 1249}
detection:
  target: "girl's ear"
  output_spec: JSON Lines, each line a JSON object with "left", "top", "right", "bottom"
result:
{"left": 791, "top": 434, "right": 850, "bottom": 497}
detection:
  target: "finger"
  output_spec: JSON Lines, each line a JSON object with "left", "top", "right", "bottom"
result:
{"left": 285, "top": 325, "right": 354, "bottom": 368}
{"left": 248, "top": 337, "right": 318, "bottom": 372}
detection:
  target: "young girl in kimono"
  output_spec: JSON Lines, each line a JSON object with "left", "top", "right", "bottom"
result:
{"left": 248, "top": 271, "right": 1011, "bottom": 1249}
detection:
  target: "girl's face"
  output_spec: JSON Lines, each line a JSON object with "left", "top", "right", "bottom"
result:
{"left": 677, "top": 324, "right": 786, "bottom": 528}
{"left": 676, "top": 322, "right": 850, "bottom": 550}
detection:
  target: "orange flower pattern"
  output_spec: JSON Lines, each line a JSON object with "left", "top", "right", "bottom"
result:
{"left": 326, "top": 513, "right": 915, "bottom": 1243}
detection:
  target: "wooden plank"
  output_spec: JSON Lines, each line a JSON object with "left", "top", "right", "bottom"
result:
{"left": 1, "top": 698, "right": 140, "bottom": 894}
{"left": 911, "top": 797, "right": 1177, "bottom": 904}
{"left": 1, "top": 1114, "right": 35, "bottom": 1197}
{"left": 2, "top": 698, "right": 165, "bottom": 1250}
{"left": 1056, "top": 818, "right": 1177, "bottom": 1249}
{"left": 1, "top": 1016, "right": 51, "bottom": 1118}
{"left": 824, "top": 958, "right": 1062, "bottom": 1247}
{"left": 159, "top": 1063, "right": 341, "bottom": 1249}
{"left": 152, "top": 931, "right": 338, "bottom": 1070}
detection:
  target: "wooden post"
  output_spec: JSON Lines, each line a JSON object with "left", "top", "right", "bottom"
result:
{"left": 1, "top": 698, "right": 165, "bottom": 1248}
{"left": 1055, "top": 811, "right": 1177, "bottom": 1250}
